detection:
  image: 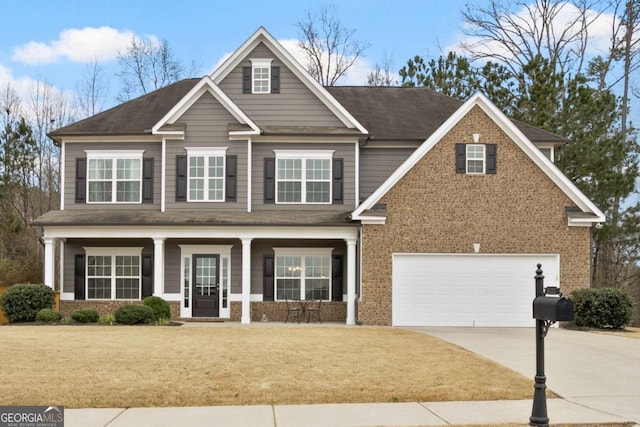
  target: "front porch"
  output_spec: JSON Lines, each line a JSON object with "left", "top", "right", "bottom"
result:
{"left": 36, "top": 214, "right": 358, "bottom": 325}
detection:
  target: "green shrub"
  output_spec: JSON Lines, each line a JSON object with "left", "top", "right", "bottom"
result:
{"left": 0, "top": 284, "right": 54, "bottom": 322}
{"left": 71, "top": 308, "right": 100, "bottom": 323}
{"left": 35, "top": 308, "right": 62, "bottom": 323}
{"left": 571, "top": 287, "right": 633, "bottom": 329}
{"left": 114, "top": 304, "right": 156, "bottom": 325}
{"left": 143, "top": 296, "right": 171, "bottom": 320}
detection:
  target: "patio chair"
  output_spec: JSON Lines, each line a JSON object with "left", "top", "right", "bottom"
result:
{"left": 306, "top": 299, "right": 322, "bottom": 323}
{"left": 285, "top": 298, "right": 301, "bottom": 323}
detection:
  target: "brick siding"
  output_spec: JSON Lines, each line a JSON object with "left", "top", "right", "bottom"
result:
{"left": 359, "top": 106, "right": 592, "bottom": 325}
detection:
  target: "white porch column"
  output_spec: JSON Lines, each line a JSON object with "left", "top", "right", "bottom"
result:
{"left": 346, "top": 238, "right": 357, "bottom": 325}
{"left": 241, "top": 238, "right": 253, "bottom": 324}
{"left": 153, "top": 238, "right": 165, "bottom": 296}
{"left": 43, "top": 237, "right": 55, "bottom": 289}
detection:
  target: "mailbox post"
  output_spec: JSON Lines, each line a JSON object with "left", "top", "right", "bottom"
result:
{"left": 530, "top": 264, "right": 574, "bottom": 427}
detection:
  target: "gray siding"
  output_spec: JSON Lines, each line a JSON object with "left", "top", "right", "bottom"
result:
{"left": 63, "top": 239, "right": 153, "bottom": 293}
{"left": 252, "top": 142, "right": 357, "bottom": 210}
{"left": 218, "top": 42, "right": 345, "bottom": 127}
{"left": 64, "top": 142, "right": 162, "bottom": 210}
{"left": 359, "top": 147, "right": 415, "bottom": 200}
{"left": 250, "top": 239, "right": 346, "bottom": 296}
{"left": 165, "top": 92, "right": 248, "bottom": 212}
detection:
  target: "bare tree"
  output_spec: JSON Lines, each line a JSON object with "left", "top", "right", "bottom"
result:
{"left": 1, "top": 84, "right": 24, "bottom": 129}
{"left": 461, "top": 0, "right": 605, "bottom": 76}
{"left": 29, "top": 79, "right": 71, "bottom": 216}
{"left": 74, "top": 57, "right": 109, "bottom": 119}
{"left": 297, "top": 5, "right": 371, "bottom": 86}
{"left": 367, "top": 54, "right": 397, "bottom": 86}
{"left": 116, "top": 37, "right": 183, "bottom": 102}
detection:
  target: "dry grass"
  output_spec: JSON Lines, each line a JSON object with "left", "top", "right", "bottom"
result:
{"left": 0, "top": 325, "right": 534, "bottom": 408}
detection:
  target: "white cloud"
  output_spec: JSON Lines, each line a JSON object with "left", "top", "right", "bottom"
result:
{"left": 12, "top": 26, "right": 136, "bottom": 65}
{"left": 0, "top": 63, "right": 73, "bottom": 119}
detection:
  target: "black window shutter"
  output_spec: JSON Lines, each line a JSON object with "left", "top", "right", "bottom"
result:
{"left": 142, "top": 157, "right": 154, "bottom": 203}
{"left": 263, "top": 255, "right": 274, "bottom": 301}
{"left": 331, "top": 255, "right": 343, "bottom": 302}
{"left": 264, "top": 157, "right": 275, "bottom": 203}
{"left": 486, "top": 144, "right": 497, "bottom": 174}
{"left": 141, "top": 255, "right": 153, "bottom": 298}
{"left": 455, "top": 143, "right": 466, "bottom": 174}
{"left": 271, "top": 66, "right": 280, "bottom": 94}
{"left": 176, "top": 155, "right": 187, "bottom": 202}
{"left": 75, "top": 157, "right": 87, "bottom": 203}
{"left": 226, "top": 155, "right": 237, "bottom": 202}
{"left": 332, "top": 158, "right": 344, "bottom": 204}
{"left": 242, "top": 66, "right": 252, "bottom": 94}
{"left": 74, "top": 254, "right": 85, "bottom": 300}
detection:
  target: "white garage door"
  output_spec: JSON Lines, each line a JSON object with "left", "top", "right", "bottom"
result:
{"left": 392, "top": 254, "right": 559, "bottom": 327}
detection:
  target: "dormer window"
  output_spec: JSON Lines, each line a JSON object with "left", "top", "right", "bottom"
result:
{"left": 243, "top": 59, "right": 280, "bottom": 94}
{"left": 251, "top": 59, "right": 272, "bottom": 93}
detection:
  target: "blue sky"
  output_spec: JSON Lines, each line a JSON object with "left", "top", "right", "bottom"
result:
{"left": 1, "top": 0, "right": 475, "bottom": 108}
{"left": 1, "top": 0, "right": 635, "bottom": 126}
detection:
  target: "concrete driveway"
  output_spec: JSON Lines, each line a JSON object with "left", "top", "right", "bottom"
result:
{"left": 407, "top": 327, "right": 640, "bottom": 423}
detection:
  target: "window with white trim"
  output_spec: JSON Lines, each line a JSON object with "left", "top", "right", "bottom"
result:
{"left": 186, "top": 147, "right": 227, "bottom": 202}
{"left": 85, "top": 248, "right": 142, "bottom": 300}
{"left": 274, "top": 248, "right": 332, "bottom": 301}
{"left": 251, "top": 59, "right": 272, "bottom": 94}
{"left": 86, "top": 151, "right": 143, "bottom": 203}
{"left": 466, "top": 144, "right": 485, "bottom": 174}
{"left": 275, "top": 150, "right": 333, "bottom": 204}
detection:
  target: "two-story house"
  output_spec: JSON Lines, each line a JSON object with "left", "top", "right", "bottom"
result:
{"left": 33, "top": 27, "right": 604, "bottom": 327}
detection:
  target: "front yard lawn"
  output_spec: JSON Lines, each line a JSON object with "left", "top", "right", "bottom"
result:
{"left": 0, "top": 325, "right": 533, "bottom": 408}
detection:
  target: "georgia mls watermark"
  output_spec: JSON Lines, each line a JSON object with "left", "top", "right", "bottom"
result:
{"left": 0, "top": 406, "right": 64, "bottom": 427}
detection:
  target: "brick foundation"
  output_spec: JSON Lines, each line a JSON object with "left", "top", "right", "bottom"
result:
{"left": 230, "top": 301, "right": 346, "bottom": 323}
{"left": 60, "top": 300, "right": 180, "bottom": 320}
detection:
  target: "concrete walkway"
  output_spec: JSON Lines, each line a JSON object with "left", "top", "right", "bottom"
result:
{"left": 66, "top": 398, "right": 630, "bottom": 427}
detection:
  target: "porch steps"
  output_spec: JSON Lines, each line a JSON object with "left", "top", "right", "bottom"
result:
{"left": 179, "top": 318, "right": 226, "bottom": 323}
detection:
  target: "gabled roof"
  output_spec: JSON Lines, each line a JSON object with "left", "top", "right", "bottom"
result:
{"left": 327, "top": 86, "right": 566, "bottom": 144}
{"left": 209, "top": 27, "right": 368, "bottom": 135}
{"left": 152, "top": 76, "right": 259, "bottom": 137}
{"left": 351, "top": 92, "right": 605, "bottom": 225}
{"left": 49, "top": 79, "right": 200, "bottom": 141}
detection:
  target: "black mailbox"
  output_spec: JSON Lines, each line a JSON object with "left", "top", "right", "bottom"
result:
{"left": 533, "top": 296, "right": 574, "bottom": 322}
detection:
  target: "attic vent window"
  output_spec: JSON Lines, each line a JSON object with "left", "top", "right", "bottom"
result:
{"left": 243, "top": 59, "right": 280, "bottom": 94}
{"left": 251, "top": 59, "right": 272, "bottom": 94}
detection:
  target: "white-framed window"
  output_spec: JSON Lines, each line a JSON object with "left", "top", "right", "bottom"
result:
{"left": 466, "top": 144, "right": 485, "bottom": 174}
{"left": 538, "top": 146, "right": 554, "bottom": 162}
{"left": 84, "top": 247, "right": 143, "bottom": 300}
{"left": 274, "top": 248, "right": 332, "bottom": 301}
{"left": 251, "top": 59, "right": 272, "bottom": 94}
{"left": 186, "top": 147, "right": 227, "bottom": 202}
{"left": 85, "top": 150, "right": 144, "bottom": 203}
{"left": 275, "top": 150, "right": 333, "bottom": 204}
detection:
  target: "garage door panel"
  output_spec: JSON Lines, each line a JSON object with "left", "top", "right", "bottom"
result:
{"left": 392, "top": 254, "right": 559, "bottom": 327}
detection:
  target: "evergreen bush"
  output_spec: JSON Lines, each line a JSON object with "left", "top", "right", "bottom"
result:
{"left": 0, "top": 284, "right": 54, "bottom": 322}
{"left": 143, "top": 296, "right": 171, "bottom": 320}
{"left": 71, "top": 308, "right": 100, "bottom": 323}
{"left": 35, "top": 308, "right": 62, "bottom": 323}
{"left": 571, "top": 288, "right": 633, "bottom": 329}
{"left": 114, "top": 304, "right": 156, "bottom": 325}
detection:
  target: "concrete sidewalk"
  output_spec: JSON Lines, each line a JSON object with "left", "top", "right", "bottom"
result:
{"left": 66, "top": 399, "right": 632, "bottom": 427}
